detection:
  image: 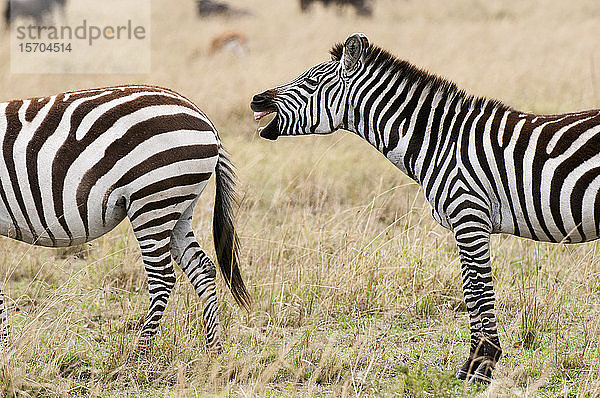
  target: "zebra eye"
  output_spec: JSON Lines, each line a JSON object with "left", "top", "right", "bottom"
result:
{"left": 305, "top": 77, "right": 319, "bottom": 86}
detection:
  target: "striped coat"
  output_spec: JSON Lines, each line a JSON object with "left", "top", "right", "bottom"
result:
{"left": 251, "top": 33, "right": 600, "bottom": 383}
{"left": 0, "top": 85, "right": 249, "bottom": 353}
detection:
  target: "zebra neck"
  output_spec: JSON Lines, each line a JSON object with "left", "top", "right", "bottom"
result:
{"left": 347, "top": 75, "right": 511, "bottom": 184}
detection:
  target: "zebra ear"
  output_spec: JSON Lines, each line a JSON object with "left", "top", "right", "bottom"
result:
{"left": 342, "top": 32, "right": 369, "bottom": 72}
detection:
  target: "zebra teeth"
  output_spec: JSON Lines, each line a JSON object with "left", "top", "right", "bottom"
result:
{"left": 254, "top": 111, "right": 273, "bottom": 121}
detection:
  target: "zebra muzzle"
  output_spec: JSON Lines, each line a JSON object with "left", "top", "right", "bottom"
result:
{"left": 251, "top": 92, "right": 279, "bottom": 140}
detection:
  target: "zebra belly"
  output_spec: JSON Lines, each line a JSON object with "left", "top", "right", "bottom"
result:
{"left": 0, "top": 200, "right": 126, "bottom": 247}
{"left": 502, "top": 218, "right": 600, "bottom": 244}
{"left": 497, "top": 168, "right": 600, "bottom": 244}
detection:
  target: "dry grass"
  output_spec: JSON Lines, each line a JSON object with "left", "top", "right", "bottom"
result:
{"left": 0, "top": 0, "right": 600, "bottom": 396}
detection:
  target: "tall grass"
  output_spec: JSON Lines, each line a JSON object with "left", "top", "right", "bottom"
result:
{"left": 0, "top": 0, "right": 600, "bottom": 396}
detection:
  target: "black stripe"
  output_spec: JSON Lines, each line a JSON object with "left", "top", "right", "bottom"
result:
{"left": 100, "top": 144, "right": 217, "bottom": 225}
{"left": 4, "top": 100, "right": 37, "bottom": 240}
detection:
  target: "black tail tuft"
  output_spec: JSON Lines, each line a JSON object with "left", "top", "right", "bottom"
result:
{"left": 213, "top": 147, "right": 251, "bottom": 309}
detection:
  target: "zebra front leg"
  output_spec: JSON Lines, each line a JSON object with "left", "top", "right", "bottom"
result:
{"left": 454, "top": 227, "right": 502, "bottom": 383}
{"left": 171, "top": 216, "right": 222, "bottom": 354}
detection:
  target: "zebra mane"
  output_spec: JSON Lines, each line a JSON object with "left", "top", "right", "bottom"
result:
{"left": 330, "top": 42, "right": 510, "bottom": 112}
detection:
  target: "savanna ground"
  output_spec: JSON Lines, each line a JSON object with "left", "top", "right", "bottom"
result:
{"left": 0, "top": 0, "right": 600, "bottom": 396}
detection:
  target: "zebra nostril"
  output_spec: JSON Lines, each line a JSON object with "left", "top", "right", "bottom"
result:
{"left": 251, "top": 92, "right": 275, "bottom": 111}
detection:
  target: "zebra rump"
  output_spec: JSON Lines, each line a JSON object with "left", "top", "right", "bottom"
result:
{"left": 0, "top": 85, "right": 249, "bottom": 353}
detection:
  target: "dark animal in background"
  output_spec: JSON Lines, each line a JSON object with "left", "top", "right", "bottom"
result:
{"left": 299, "top": 0, "right": 373, "bottom": 16}
{"left": 4, "top": 0, "right": 67, "bottom": 26}
{"left": 196, "top": 0, "right": 252, "bottom": 18}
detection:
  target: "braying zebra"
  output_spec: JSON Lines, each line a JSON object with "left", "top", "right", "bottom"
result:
{"left": 251, "top": 33, "right": 600, "bottom": 383}
{"left": 0, "top": 85, "right": 250, "bottom": 353}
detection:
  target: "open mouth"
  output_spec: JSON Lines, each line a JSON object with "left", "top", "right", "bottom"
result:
{"left": 256, "top": 113, "right": 279, "bottom": 140}
{"left": 251, "top": 99, "right": 279, "bottom": 140}
{"left": 253, "top": 110, "right": 273, "bottom": 121}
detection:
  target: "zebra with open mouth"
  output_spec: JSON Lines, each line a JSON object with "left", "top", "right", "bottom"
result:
{"left": 252, "top": 32, "right": 600, "bottom": 383}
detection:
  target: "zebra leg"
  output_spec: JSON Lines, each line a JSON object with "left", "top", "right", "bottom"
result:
{"left": 454, "top": 227, "right": 502, "bottom": 383}
{"left": 170, "top": 211, "right": 222, "bottom": 354}
{"left": 131, "top": 217, "right": 179, "bottom": 353}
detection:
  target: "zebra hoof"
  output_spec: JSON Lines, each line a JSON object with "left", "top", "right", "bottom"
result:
{"left": 208, "top": 345, "right": 223, "bottom": 357}
{"left": 135, "top": 336, "right": 154, "bottom": 357}
{"left": 457, "top": 356, "right": 476, "bottom": 381}
{"left": 207, "top": 338, "right": 223, "bottom": 356}
{"left": 456, "top": 368, "right": 468, "bottom": 380}
{"left": 456, "top": 358, "right": 494, "bottom": 384}
{"left": 457, "top": 369, "right": 492, "bottom": 384}
{"left": 471, "top": 360, "right": 493, "bottom": 383}
{"left": 468, "top": 370, "right": 492, "bottom": 384}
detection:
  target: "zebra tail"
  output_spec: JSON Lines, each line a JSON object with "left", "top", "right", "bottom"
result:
{"left": 213, "top": 146, "right": 251, "bottom": 309}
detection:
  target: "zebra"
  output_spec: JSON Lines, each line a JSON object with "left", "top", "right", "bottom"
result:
{"left": 0, "top": 85, "right": 250, "bottom": 354}
{"left": 251, "top": 32, "right": 600, "bottom": 383}
{"left": 4, "top": 0, "right": 67, "bottom": 27}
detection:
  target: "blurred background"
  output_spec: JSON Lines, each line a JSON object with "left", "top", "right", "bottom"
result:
{"left": 1, "top": 0, "right": 600, "bottom": 396}
{"left": 2, "top": 0, "right": 599, "bottom": 116}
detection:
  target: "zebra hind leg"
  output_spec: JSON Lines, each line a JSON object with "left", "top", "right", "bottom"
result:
{"left": 454, "top": 226, "right": 502, "bottom": 383}
{"left": 170, "top": 211, "right": 222, "bottom": 354}
{"left": 130, "top": 213, "right": 180, "bottom": 354}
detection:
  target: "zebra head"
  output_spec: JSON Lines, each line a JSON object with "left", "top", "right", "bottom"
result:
{"left": 251, "top": 32, "right": 369, "bottom": 140}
